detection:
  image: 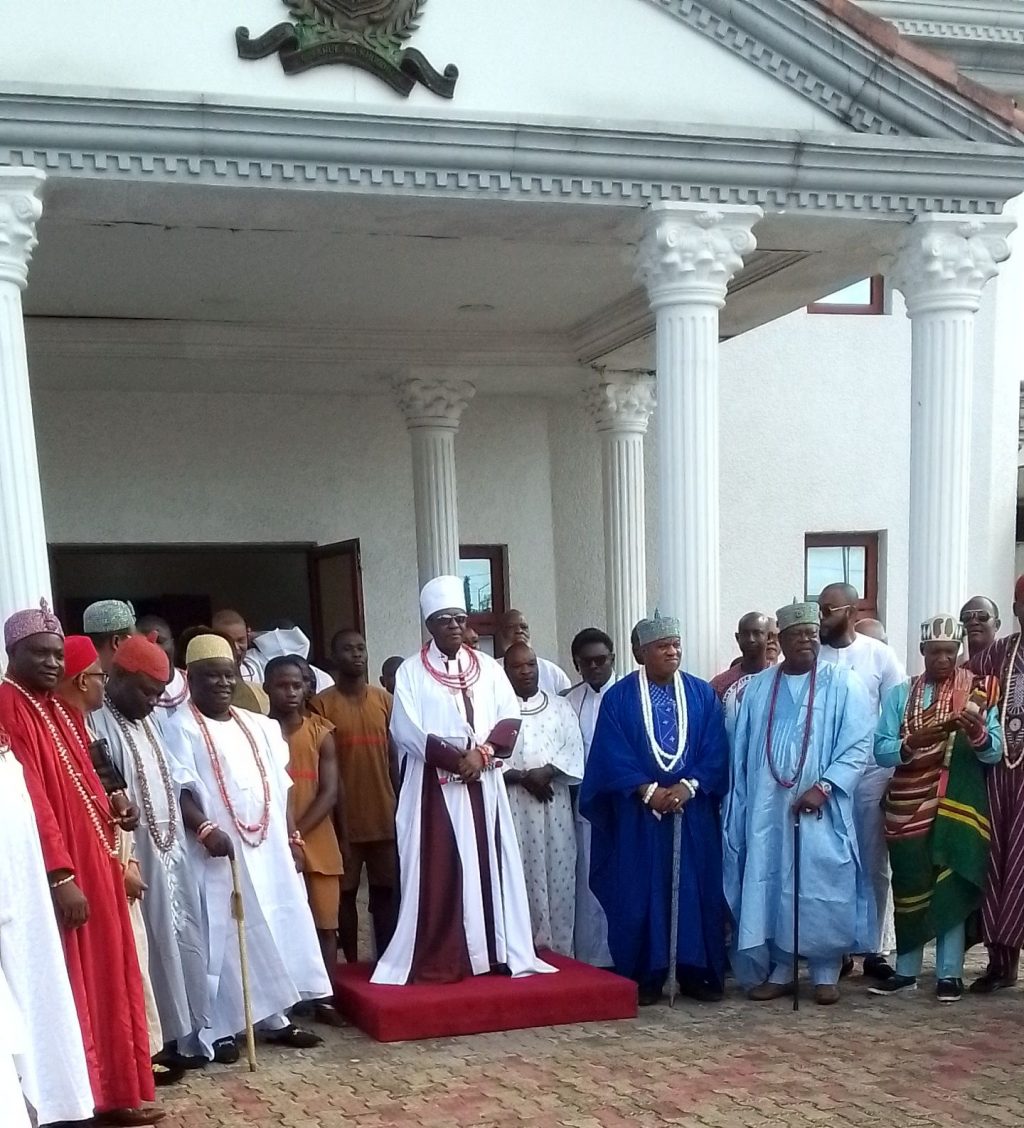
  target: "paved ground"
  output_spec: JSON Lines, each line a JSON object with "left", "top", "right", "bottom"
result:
{"left": 157, "top": 957, "right": 1024, "bottom": 1128}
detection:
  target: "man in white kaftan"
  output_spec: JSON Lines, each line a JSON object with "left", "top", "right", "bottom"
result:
{"left": 93, "top": 633, "right": 212, "bottom": 1057}
{"left": 564, "top": 628, "right": 618, "bottom": 966}
{"left": 818, "top": 583, "right": 905, "bottom": 973}
{"left": 504, "top": 644, "right": 585, "bottom": 956}
{"left": 0, "top": 738, "right": 93, "bottom": 1126}
{"left": 372, "top": 576, "right": 556, "bottom": 985}
{"left": 163, "top": 635, "right": 330, "bottom": 1055}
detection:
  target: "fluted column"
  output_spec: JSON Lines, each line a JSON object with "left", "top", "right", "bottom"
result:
{"left": 0, "top": 167, "right": 49, "bottom": 633}
{"left": 585, "top": 371, "right": 656, "bottom": 674}
{"left": 395, "top": 376, "right": 475, "bottom": 587}
{"left": 893, "top": 215, "right": 1013, "bottom": 669}
{"left": 636, "top": 203, "right": 762, "bottom": 678}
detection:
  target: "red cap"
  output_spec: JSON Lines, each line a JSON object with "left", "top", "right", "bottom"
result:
{"left": 112, "top": 632, "right": 170, "bottom": 684}
{"left": 63, "top": 635, "right": 99, "bottom": 680}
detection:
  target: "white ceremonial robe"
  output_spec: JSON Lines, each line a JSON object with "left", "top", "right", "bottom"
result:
{"left": 0, "top": 967, "right": 29, "bottom": 1128}
{"left": 0, "top": 750, "right": 93, "bottom": 1125}
{"left": 94, "top": 706, "right": 211, "bottom": 1051}
{"left": 506, "top": 693, "right": 584, "bottom": 956}
{"left": 819, "top": 634, "right": 905, "bottom": 956}
{"left": 153, "top": 668, "right": 190, "bottom": 737}
{"left": 565, "top": 677, "right": 617, "bottom": 966}
{"left": 164, "top": 708, "right": 331, "bottom": 1049}
{"left": 373, "top": 643, "right": 556, "bottom": 984}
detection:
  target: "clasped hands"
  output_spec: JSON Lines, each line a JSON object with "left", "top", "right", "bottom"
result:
{"left": 456, "top": 744, "right": 498, "bottom": 784}
{"left": 648, "top": 782, "right": 691, "bottom": 814}
{"left": 904, "top": 708, "right": 984, "bottom": 751}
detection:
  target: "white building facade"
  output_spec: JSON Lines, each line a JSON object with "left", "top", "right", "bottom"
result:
{"left": 1, "top": 0, "right": 1023, "bottom": 678}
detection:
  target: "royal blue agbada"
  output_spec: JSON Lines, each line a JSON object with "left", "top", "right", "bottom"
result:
{"left": 579, "top": 671, "right": 729, "bottom": 988}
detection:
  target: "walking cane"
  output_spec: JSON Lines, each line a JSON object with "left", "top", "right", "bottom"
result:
{"left": 792, "top": 810, "right": 801, "bottom": 1013}
{"left": 668, "top": 811, "right": 683, "bottom": 1007}
{"left": 230, "top": 856, "right": 258, "bottom": 1072}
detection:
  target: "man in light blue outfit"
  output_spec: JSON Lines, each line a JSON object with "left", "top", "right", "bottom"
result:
{"left": 723, "top": 600, "right": 875, "bottom": 1005}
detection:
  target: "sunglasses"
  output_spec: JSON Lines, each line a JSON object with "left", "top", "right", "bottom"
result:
{"left": 577, "top": 654, "right": 612, "bottom": 668}
{"left": 431, "top": 614, "right": 468, "bottom": 628}
{"left": 961, "top": 611, "right": 992, "bottom": 624}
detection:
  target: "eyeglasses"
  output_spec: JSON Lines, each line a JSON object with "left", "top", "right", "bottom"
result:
{"left": 820, "top": 604, "right": 853, "bottom": 617}
{"left": 961, "top": 610, "right": 992, "bottom": 624}
{"left": 577, "top": 654, "right": 612, "bottom": 668}
{"left": 431, "top": 614, "right": 468, "bottom": 628}
{"left": 83, "top": 671, "right": 108, "bottom": 683}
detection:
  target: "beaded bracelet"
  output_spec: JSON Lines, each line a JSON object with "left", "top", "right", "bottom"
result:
{"left": 197, "top": 822, "right": 220, "bottom": 843}
{"left": 641, "top": 783, "right": 658, "bottom": 806}
{"left": 49, "top": 874, "right": 76, "bottom": 890}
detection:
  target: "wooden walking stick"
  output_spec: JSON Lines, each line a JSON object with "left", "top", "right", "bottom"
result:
{"left": 668, "top": 811, "right": 683, "bottom": 1007}
{"left": 230, "top": 856, "right": 258, "bottom": 1071}
{"left": 792, "top": 810, "right": 801, "bottom": 1013}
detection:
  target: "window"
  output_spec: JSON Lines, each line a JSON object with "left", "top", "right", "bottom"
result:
{"left": 804, "top": 533, "right": 879, "bottom": 618}
{"left": 458, "top": 544, "right": 509, "bottom": 657}
{"left": 807, "top": 275, "right": 884, "bottom": 315}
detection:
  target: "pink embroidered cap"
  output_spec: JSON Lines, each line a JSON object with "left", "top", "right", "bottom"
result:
{"left": 4, "top": 598, "right": 65, "bottom": 652}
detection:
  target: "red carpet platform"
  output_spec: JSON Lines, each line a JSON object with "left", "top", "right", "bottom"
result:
{"left": 334, "top": 952, "right": 638, "bottom": 1042}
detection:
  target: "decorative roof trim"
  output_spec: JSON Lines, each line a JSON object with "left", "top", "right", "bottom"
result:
{"left": 644, "top": 0, "right": 1024, "bottom": 141}
{"left": 1, "top": 92, "right": 1021, "bottom": 216}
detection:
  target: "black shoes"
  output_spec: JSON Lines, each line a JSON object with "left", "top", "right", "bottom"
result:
{"left": 212, "top": 1037, "right": 240, "bottom": 1065}
{"left": 936, "top": 978, "right": 963, "bottom": 1003}
{"left": 867, "top": 974, "right": 917, "bottom": 996}
{"left": 862, "top": 955, "right": 896, "bottom": 981}
{"left": 969, "top": 968, "right": 1018, "bottom": 994}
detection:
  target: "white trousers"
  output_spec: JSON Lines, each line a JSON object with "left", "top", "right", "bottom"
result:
{"left": 854, "top": 765, "right": 895, "bottom": 956}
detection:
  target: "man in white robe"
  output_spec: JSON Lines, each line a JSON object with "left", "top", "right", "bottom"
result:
{"left": 0, "top": 732, "right": 93, "bottom": 1126}
{"left": 818, "top": 582, "right": 905, "bottom": 979}
{"left": 564, "top": 628, "right": 617, "bottom": 966}
{"left": 92, "top": 633, "right": 213, "bottom": 1062}
{"left": 504, "top": 644, "right": 584, "bottom": 957}
{"left": 136, "top": 615, "right": 191, "bottom": 736}
{"left": 163, "top": 634, "right": 330, "bottom": 1058}
{"left": 497, "top": 609, "right": 571, "bottom": 696}
{"left": 372, "top": 576, "right": 556, "bottom": 985}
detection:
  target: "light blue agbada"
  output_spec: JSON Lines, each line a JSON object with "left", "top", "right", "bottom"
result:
{"left": 723, "top": 659, "right": 875, "bottom": 988}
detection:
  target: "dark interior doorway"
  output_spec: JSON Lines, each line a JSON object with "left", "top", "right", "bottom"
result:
{"left": 50, "top": 541, "right": 365, "bottom": 664}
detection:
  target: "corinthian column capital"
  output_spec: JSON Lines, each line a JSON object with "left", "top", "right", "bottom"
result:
{"left": 636, "top": 203, "right": 762, "bottom": 309}
{"left": 893, "top": 214, "right": 1014, "bottom": 316}
{"left": 394, "top": 376, "right": 476, "bottom": 430}
{"left": 0, "top": 168, "right": 46, "bottom": 289}
{"left": 584, "top": 371, "right": 656, "bottom": 435}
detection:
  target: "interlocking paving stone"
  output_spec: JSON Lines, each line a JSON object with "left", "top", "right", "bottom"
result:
{"left": 156, "top": 960, "right": 1024, "bottom": 1127}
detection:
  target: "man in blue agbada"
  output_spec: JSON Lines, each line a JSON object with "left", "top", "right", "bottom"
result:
{"left": 723, "top": 600, "right": 875, "bottom": 1005}
{"left": 579, "top": 615, "right": 729, "bottom": 1005}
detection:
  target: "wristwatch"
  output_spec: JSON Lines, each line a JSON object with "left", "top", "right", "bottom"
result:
{"left": 814, "top": 779, "right": 833, "bottom": 798}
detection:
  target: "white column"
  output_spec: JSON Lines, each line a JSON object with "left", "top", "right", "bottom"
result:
{"left": 636, "top": 203, "right": 762, "bottom": 679}
{"left": 584, "top": 371, "right": 656, "bottom": 673}
{"left": 0, "top": 168, "right": 50, "bottom": 631}
{"left": 395, "top": 376, "right": 475, "bottom": 587}
{"left": 893, "top": 214, "right": 1013, "bottom": 668}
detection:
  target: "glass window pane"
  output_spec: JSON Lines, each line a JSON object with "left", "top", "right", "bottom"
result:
{"left": 458, "top": 558, "right": 493, "bottom": 613}
{"left": 815, "top": 278, "right": 872, "bottom": 306}
{"left": 806, "top": 546, "right": 866, "bottom": 600}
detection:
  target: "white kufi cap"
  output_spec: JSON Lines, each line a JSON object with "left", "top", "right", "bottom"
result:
{"left": 420, "top": 575, "right": 466, "bottom": 621}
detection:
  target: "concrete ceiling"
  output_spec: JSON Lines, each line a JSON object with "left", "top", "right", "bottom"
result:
{"left": 24, "top": 177, "right": 906, "bottom": 396}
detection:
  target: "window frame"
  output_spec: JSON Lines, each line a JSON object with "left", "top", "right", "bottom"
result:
{"left": 804, "top": 532, "right": 879, "bottom": 617}
{"left": 458, "top": 543, "right": 509, "bottom": 650}
{"left": 806, "top": 275, "right": 885, "bottom": 316}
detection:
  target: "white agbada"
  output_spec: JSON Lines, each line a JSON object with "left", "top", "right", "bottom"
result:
{"left": 565, "top": 676, "right": 617, "bottom": 965}
{"left": 506, "top": 692, "right": 584, "bottom": 956}
{"left": 819, "top": 633, "right": 905, "bottom": 955}
{"left": 373, "top": 642, "right": 556, "bottom": 984}
{"left": 153, "top": 668, "right": 190, "bottom": 736}
{"left": 0, "top": 748, "right": 93, "bottom": 1125}
{"left": 163, "top": 706, "right": 331, "bottom": 1048}
{"left": 250, "top": 629, "right": 334, "bottom": 693}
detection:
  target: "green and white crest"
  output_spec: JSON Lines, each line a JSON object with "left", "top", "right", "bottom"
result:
{"left": 237, "top": 0, "right": 458, "bottom": 98}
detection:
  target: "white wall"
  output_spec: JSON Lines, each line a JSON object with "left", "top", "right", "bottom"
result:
{"left": 33, "top": 387, "right": 563, "bottom": 671}
{"left": 0, "top": 0, "right": 839, "bottom": 134}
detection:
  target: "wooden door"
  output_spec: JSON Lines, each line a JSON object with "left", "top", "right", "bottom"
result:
{"left": 309, "top": 540, "right": 365, "bottom": 663}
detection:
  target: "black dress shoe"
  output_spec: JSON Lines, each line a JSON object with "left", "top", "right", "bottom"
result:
{"left": 212, "top": 1037, "right": 240, "bottom": 1065}
{"left": 936, "top": 978, "right": 963, "bottom": 1003}
{"left": 970, "top": 969, "right": 1018, "bottom": 994}
{"left": 862, "top": 955, "right": 895, "bottom": 981}
{"left": 637, "top": 987, "right": 664, "bottom": 1006}
{"left": 259, "top": 1024, "right": 323, "bottom": 1049}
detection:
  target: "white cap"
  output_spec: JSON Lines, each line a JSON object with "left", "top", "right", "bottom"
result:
{"left": 254, "top": 627, "right": 311, "bottom": 661}
{"left": 420, "top": 575, "right": 466, "bottom": 621}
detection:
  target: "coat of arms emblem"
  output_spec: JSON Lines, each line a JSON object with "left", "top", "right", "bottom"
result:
{"left": 237, "top": 0, "right": 458, "bottom": 98}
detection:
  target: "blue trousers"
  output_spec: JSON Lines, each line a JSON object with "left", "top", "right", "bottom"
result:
{"left": 895, "top": 921, "right": 966, "bottom": 980}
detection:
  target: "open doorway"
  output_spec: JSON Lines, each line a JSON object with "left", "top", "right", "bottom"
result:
{"left": 50, "top": 541, "right": 365, "bottom": 665}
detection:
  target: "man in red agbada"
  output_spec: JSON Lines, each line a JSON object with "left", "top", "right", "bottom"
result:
{"left": 0, "top": 601, "right": 163, "bottom": 1126}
